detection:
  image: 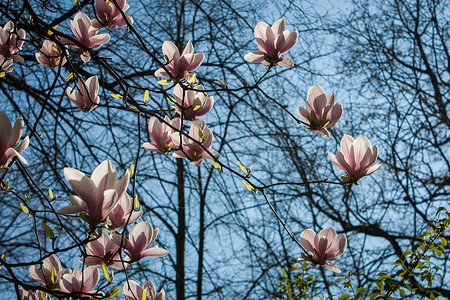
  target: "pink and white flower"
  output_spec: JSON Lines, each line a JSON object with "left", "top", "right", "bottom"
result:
{"left": 57, "top": 160, "right": 130, "bottom": 224}
{"left": 0, "top": 21, "right": 26, "bottom": 70}
{"left": 143, "top": 116, "right": 181, "bottom": 154}
{"left": 29, "top": 254, "right": 70, "bottom": 289}
{"left": 62, "top": 12, "right": 110, "bottom": 62}
{"left": 244, "top": 18, "right": 298, "bottom": 67}
{"left": 35, "top": 39, "right": 67, "bottom": 69}
{"left": 114, "top": 221, "right": 168, "bottom": 263}
{"left": 328, "top": 134, "right": 382, "bottom": 183}
{"left": 298, "top": 227, "right": 347, "bottom": 273}
{"left": 172, "top": 84, "right": 214, "bottom": 127}
{"left": 108, "top": 193, "right": 143, "bottom": 230}
{"left": 297, "top": 85, "right": 343, "bottom": 138}
{"left": 19, "top": 288, "right": 47, "bottom": 300}
{"left": 92, "top": 0, "right": 134, "bottom": 29}
{"left": 59, "top": 266, "right": 100, "bottom": 295}
{"left": 171, "top": 124, "right": 218, "bottom": 166}
{"left": 123, "top": 280, "right": 165, "bottom": 300}
{"left": 154, "top": 41, "right": 204, "bottom": 81}
{"left": 66, "top": 75, "right": 100, "bottom": 113}
{"left": 84, "top": 230, "right": 125, "bottom": 270}
{"left": 0, "top": 111, "right": 29, "bottom": 170}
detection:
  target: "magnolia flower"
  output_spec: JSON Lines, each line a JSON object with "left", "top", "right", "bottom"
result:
{"left": 57, "top": 160, "right": 130, "bottom": 224}
{"left": 108, "top": 193, "right": 143, "bottom": 230}
{"left": 66, "top": 75, "right": 100, "bottom": 113}
{"left": 297, "top": 85, "right": 343, "bottom": 138}
{"left": 172, "top": 84, "right": 214, "bottom": 127}
{"left": 60, "top": 266, "right": 100, "bottom": 295}
{"left": 171, "top": 124, "right": 218, "bottom": 166}
{"left": 35, "top": 39, "right": 67, "bottom": 69}
{"left": 84, "top": 230, "right": 125, "bottom": 270}
{"left": 298, "top": 227, "right": 347, "bottom": 273}
{"left": 113, "top": 221, "right": 168, "bottom": 263}
{"left": 123, "top": 280, "right": 165, "bottom": 300}
{"left": 29, "top": 254, "right": 70, "bottom": 289}
{"left": 19, "top": 288, "right": 48, "bottom": 300}
{"left": 244, "top": 18, "right": 298, "bottom": 67}
{"left": 62, "top": 12, "right": 110, "bottom": 62}
{"left": 0, "top": 111, "right": 29, "bottom": 170}
{"left": 328, "top": 134, "right": 382, "bottom": 183}
{"left": 154, "top": 41, "right": 204, "bottom": 81}
{"left": 143, "top": 116, "right": 181, "bottom": 154}
{"left": 92, "top": 0, "right": 134, "bottom": 29}
{"left": 0, "top": 21, "right": 26, "bottom": 70}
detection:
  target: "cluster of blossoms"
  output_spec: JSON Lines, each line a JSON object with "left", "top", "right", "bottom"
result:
{"left": 0, "top": 21, "right": 25, "bottom": 71}
{"left": 0, "top": 111, "right": 29, "bottom": 171}
{"left": 144, "top": 41, "right": 218, "bottom": 166}
{"left": 0, "top": 9, "right": 386, "bottom": 298}
{"left": 25, "top": 254, "right": 164, "bottom": 299}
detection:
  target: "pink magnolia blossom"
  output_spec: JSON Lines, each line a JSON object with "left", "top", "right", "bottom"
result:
{"left": 29, "top": 254, "right": 70, "bottom": 289}
{"left": 244, "top": 18, "right": 298, "bottom": 67}
{"left": 171, "top": 124, "right": 218, "bottom": 166}
{"left": 35, "top": 39, "right": 67, "bottom": 69}
{"left": 60, "top": 266, "right": 100, "bottom": 295}
{"left": 123, "top": 280, "right": 165, "bottom": 300}
{"left": 57, "top": 160, "right": 130, "bottom": 224}
{"left": 84, "top": 230, "right": 125, "bottom": 270}
{"left": 113, "top": 221, "right": 168, "bottom": 263}
{"left": 66, "top": 75, "right": 100, "bottom": 113}
{"left": 297, "top": 85, "right": 343, "bottom": 138}
{"left": 108, "top": 193, "right": 143, "bottom": 230}
{"left": 62, "top": 12, "right": 110, "bottom": 62}
{"left": 143, "top": 116, "right": 181, "bottom": 154}
{"left": 328, "top": 134, "right": 382, "bottom": 183}
{"left": 0, "top": 21, "right": 26, "bottom": 70}
{"left": 0, "top": 111, "right": 29, "bottom": 170}
{"left": 92, "top": 0, "right": 134, "bottom": 29}
{"left": 154, "top": 41, "right": 204, "bottom": 82}
{"left": 173, "top": 84, "right": 214, "bottom": 127}
{"left": 298, "top": 227, "right": 347, "bottom": 273}
{"left": 19, "top": 288, "right": 48, "bottom": 300}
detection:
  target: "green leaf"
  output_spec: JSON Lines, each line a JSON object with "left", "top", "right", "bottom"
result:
{"left": 111, "top": 93, "right": 123, "bottom": 99}
{"left": 144, "top": 90, "right": 149, "bottom": 103}
{"left": 189, "top": 73, "right": 197, "bottom": 85}
{"left": 238, "top": 161, "right": 248, "bottom": 174}
{"left": 338, "top": 294, "right": 351, "bottom": 300}
{"left": 243, "top": 181, "right": 255, "bottom": 192}
{"left": 129, "top": 164, "right": 134, "bottom": 177}
{"left": 51, "top": 268, "right": 58, "bottom": 284}
{"left": 404, "top": 251, "right": 414, "bottom": 257}
{"left": 356, "top": 287, "right": 368, "bottom": 295}
{"left": 399, "top": 289, "right": 406, "bottom": 297}
{"left": 20, "top": 203, "right": 29, "bottom": 215}
{"left": 108, "top": 288, "right": 121, "bottom": 298}
{"left": 47, "top": 25, "right": 58, "bottom": 35}
{"left": 102, "top": 262, "right": 110, "bottom": 281}
{"left": 43, "top": 223, "right": 55, "bottom": 240}
{"left": 48, "top": 189, "right": 54, "bottom": 200}
{"left": 134, "top": 196, "right": 140, "bottom": 210}
{"left": 210, "top": 160, "right": 222, "bottom": 172}
{"left": 157, "top": 80, "right": 171, "bottom": 86}
{"left": 140, "top": 289, "right": 146, "bottom": 300}
{"left": 64, "top": 73, "right": 74, "bottom": 82}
